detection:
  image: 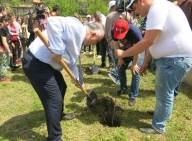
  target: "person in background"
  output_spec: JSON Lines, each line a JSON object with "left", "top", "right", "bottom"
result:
{"left": 0, "top": 15, "right": 13, "bottom": 82}
{"left": 16, "top": 16, "right": 24, "bottom": 62}
{"left": 94, "top": 11, "right": 114, "bottom": 68}
{"left": 115, "top": 0, "right": 192, "bottom": 133}
{"left": 106, "top": 0, "right": 134, "bottom": 83}
{"left": 50, "top": 5, "right": 60, "bottom": 16}
{"left": 0, "top": 6, "right": 7, "bottom": 18}
{"left": 22, "top": 16, "right": 104, "bottom": 140}
{"left": 105, "top": 0, "right": 116, "bottom": 71}
{"left": 7, "top": 13, "right": 21, "bottom": 71}
{"left": 83, "top": 15, "right": 93, "bottom": 54}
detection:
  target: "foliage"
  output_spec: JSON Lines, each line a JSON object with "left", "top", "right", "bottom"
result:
{"left": 43, "top": 0, "right": 78, "bottom": 16}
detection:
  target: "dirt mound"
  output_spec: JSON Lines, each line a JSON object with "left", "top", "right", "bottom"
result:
{"left": 90, "top": 96, "right": 123, "bottom": 127}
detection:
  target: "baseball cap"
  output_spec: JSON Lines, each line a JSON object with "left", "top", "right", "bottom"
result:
{"left": 126, "top": 0, "right": 135, "bottom": 10}
{"left": 108, "top": 0, "right": 116, "bottom": 11}
{"left": 114, "top": 19, "right": 129, "bottom": 39}
{"left": 87, "top": 15, "right": 91, "bottom": 18}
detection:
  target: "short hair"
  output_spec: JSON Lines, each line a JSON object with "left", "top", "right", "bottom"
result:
{"left": 52, "top": 5, "right": 60, "bottom": 12}
{"left": 7, "top": 13, "right": 14, "bottom": 18}
{"left": 86, "top": 22, "right": 103, "bottom": 37}
{"left": 0, "top": 14, "right": 12, "bottom": 23}
{"left": 0, "top": 5, "right": 6, "bottom": 13}
{"left": 94, "top": 11, "right": 101, "bottom": 19}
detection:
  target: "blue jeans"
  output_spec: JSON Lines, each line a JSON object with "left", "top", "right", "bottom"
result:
{"left": 152, "top": 57, "right": 192, "bottom": 133}
{"left": 118, "top": 50, "right": 145, "bottom": 98}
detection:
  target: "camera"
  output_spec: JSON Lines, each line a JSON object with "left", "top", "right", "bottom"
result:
{"left": 116, "top": 0, "right": 132, "bottom": 13}
{"left": 34, "top": 3, "right": 46, "bottom": 19}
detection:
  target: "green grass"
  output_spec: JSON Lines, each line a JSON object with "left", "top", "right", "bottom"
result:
{"left": 0, "top": 52, "right": 192, "bottom": 141}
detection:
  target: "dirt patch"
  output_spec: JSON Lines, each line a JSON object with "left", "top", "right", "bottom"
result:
{"left": 90, "top": 96, "right": 123, "bottom": 127}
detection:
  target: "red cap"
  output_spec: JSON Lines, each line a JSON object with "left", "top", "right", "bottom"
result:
{"left": 114, "top": 19, "right": 129, "bottom": 39}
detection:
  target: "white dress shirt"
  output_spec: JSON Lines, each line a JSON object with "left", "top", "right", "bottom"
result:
{"left": 29, "top": 16, "right": 86, "bottom": 80}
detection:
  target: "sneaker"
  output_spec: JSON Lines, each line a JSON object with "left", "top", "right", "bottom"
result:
{"left": 89, "top": 52, "right": 92, "bottom": 54}
{"left": 116, "top": 89, "right": 128, "bottom": 95}
{"left": 128, "top": 98, "right": 136, "bottom": 106}
{"left": 96, "top": 55, "right": 101, "bottom": 58}
{"left": 83, "top": 52, "right": 86, "bottom": 54}
{"left": 0, "top": 77, "right": 12, "bottom": 82}
{"left": 108, "top": 73, "right": 119, "bottom": 84}
{"left": 140, "top": 126, "right": 160, "bottom": 134}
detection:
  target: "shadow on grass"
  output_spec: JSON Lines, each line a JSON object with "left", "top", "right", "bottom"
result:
{"left": 0, "top": 110, "right": 46, "bottom": 141}
{"left": 66, "top": 103, "right": 151, "bottom": 129}
{"left": 180, "top": 82, "right": 192, "bottom": 100}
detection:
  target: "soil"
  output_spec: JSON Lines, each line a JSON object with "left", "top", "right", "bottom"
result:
{"left": 90, "top": 96, "right": 123, "bottom": 127}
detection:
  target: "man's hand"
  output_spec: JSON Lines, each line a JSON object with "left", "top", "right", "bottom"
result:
{"left": 75, "top": 82, "right": 85, "bottom": 89}
{"left": 115, "top": 49, "right": 124, "bottom": 58}
{"left": 131, "top": 64, "right": 140, "bottom": 75}
{"left": 140, "top": 63, "right": 148, "bottom": 76}
{"left": 51, "top": 52, "right": 62, "bottom": 64}
{"left": 118, "top": 58, "right": 126, "bottom": 69}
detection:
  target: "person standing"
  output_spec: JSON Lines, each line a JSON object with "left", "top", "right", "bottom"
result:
{"left": 115, "top": 0, "right": 192, "bottom": 133}
{"left": 50, "top": 5, "right": 61, "bottom": 16}
{"left": 7, "top": 13, "right": 21, "bottom": 71}
{"left": 22, "top": 16, "right": 104, "bottom": 140}
{"left": 94, "top": 11, "right": 113, "bottom": 68}
{"left": 0, "top": 15, "right": 13, "bottom": 82}
{"left": 83, "top": 15, "right": 93, "bottom": 54}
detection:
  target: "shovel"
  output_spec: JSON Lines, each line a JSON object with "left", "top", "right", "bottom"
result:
{"left": 92, "top": 45, "right": 99, "bottom": 74}
{"left": 33, "top": 25, "right": 97, "bottom": 108}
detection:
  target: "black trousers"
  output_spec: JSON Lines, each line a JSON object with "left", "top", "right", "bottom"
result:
{"left": 10, "top": 40, "right": 19, "bottom": 67}
{"left": 100, "top": 37, "right": 114, "bottom": 66}
{"left": 22, "top": 50, "right": 66, "bottom": 141}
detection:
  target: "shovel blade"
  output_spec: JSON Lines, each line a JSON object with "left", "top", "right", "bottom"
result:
{"left": 92, "top": 65, "right": 99, "bottom": 74}
{"left": 85, "top": 90, "right": 98, "bottom": 108}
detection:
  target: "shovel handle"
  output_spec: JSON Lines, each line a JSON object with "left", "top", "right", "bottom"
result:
{"left": 33, "top": 27, "right": 87, "bottom": 94}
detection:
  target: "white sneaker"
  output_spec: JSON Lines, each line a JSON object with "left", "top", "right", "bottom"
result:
{"left": 89, "top": 52, "right": 92, "bottom": 54}
{"left": 83, "top": 52, "right": 86, "bottom": 54}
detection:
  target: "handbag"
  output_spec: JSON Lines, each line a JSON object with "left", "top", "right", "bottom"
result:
{"left": 19, "top": 32, "right": 26, "bottom": 42}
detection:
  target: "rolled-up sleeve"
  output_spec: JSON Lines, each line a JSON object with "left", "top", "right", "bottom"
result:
{"left": 47, "top": 17, "right": 65, "bottom": 55}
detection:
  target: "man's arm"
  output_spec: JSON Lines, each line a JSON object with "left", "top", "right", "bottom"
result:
{"left": 115, "top": 30, "right": 161, "bottom": 58}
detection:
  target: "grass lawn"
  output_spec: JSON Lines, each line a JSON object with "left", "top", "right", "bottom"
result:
{"left": 0, "top": 52, "right": 192, "bottom": 141}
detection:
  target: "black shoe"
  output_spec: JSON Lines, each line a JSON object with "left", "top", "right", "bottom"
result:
{"left": 147, "top": 110, "right": 154, "bottom": 115}
{"left": 116, "top": 89, "right": 128, "bottom": 96}
{"left": 11, "top": 65, "right": 21, "bottom": 71}
{"left": 62, "top": 113, "right": 75, "bottom": 120}
{"left": 140, "top": 126, "right": 160, "bottom": 134}
{"left": 100, "top": 63, "right": 106, "bottom": 68}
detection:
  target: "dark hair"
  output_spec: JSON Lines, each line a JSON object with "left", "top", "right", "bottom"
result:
{"left": 16, "top": 16, "right": 24, "bottom": 25}
{"left": 0, "top": 14, "right": 12, "bottom": 23}
{"left": 0, "top": 5, "right": 6, "bottom": 13}
{"left": 52, "top": 5, "right": 60, "bottom": 12}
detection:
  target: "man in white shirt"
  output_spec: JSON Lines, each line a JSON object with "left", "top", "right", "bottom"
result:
{"left": 22, "top": 16, "right": 104, "bottom": 141}
{"left": 115, "top": 0, "right": 192, "bottom": 134}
